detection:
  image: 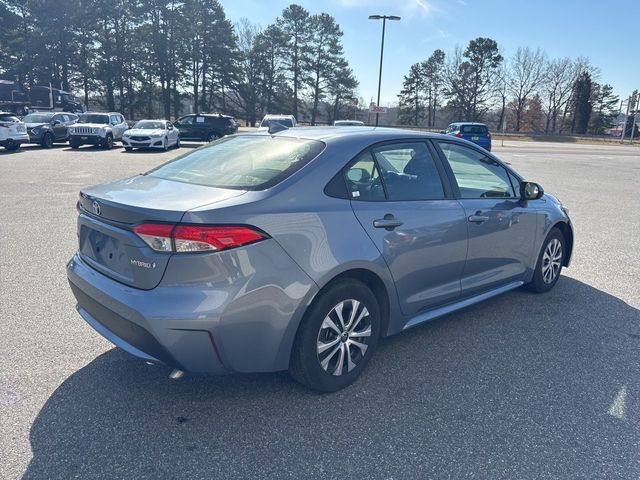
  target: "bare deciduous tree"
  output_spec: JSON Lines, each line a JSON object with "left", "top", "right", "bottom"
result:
{"left": 508, "top": 47, "right": 547, "bottom": 131}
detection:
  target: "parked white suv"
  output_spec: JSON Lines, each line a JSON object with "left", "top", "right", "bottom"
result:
{"left": 257, "top": 114, "right": 297, "bottom": 131}
{"left": 69, "top": 112, "right": 128, "bottom": 149}
{"left": 0, "top": 112, "right": 29, "bottom": 151}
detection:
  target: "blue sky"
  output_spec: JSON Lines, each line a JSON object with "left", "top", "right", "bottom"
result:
{"left": 222, "top": 0, "right": 639, "bottom": 107}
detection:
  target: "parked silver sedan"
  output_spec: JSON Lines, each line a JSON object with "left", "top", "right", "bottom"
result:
{"left": 122, "top": 119, "right": 180, "bottom": 151}
{"left": 67, "top": 127, "right": 573, "bottom": 392}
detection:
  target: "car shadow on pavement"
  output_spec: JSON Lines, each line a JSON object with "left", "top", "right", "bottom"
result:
{"left": 24, "top": 277, "right": 640, "bottom": 479}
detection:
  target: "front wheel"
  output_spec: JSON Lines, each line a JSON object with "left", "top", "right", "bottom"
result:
{"left": 525, "top": 228, "right": 565, "bottom": 293}
{"left": 207, "top": 132, "right": 220, "bottom": 142}
{"left": 42, "top": 132, "right": 54, "bottom": 148}
{"left": 175, "top": 136, "right": 180, "bottom": 148}
{"left": 4, "top": 142, "right": 19, "bottom": 151}
{"left": 102, "top": 134, "right": 113, "bottom": 150}
{"left": 162, "top": 137, "right": 168, "bottom": 151}
{"left": 290, "top": 279, "right": 381, "bottom": 392}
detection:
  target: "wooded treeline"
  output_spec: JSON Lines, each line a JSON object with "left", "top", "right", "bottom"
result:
{"left": 397, "top": 39, "right": 621, "bottom": 135}
{"left": 0, "top": 1, "right": 358, "bottom": 124}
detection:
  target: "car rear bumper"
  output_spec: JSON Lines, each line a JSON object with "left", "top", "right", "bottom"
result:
{"left": 66, "top": 242, "right": 319, "bottom": 373}
{"left": 1, "top": 133, "right": 29, "bottom": 146}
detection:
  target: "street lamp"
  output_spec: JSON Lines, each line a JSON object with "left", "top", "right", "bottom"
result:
{"left": 369, "top": 14, "right": 400, "bottom": 126}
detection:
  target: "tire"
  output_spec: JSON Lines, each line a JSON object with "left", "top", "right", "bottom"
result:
{"left": 41, "top": 132, "right": 54, "bottom": 149}
{"left": 70, "top": 143, "right": 79, "bottom": 149}
{"left": 207, "top": 132, "right": 220, "bottom": 142}
{"left": 289, "top": 279, "right": 381, "bottom": 392}
{"left": 124, "top": 147, "right": 133, "bottom": 152}
{"left": 175, "top": 136, "right": 180, "bottom": 148}
{"left": 525, "top": 228, "right": 565, "bottom": 293}
{"left": 4, "top": 142, "right": 19, "bottom": 151}
{"left": 103, "top": 134, "right": 113, "bottom": 150}
{"left": 163, "top": 137, "right": 168, "bottom": 151}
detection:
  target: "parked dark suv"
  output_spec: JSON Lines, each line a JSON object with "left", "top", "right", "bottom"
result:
{"left": 173, "top": 114, "right": 237, "bottom": 142}
{"left": 23, "top": 111, "right": 78, "bottom": 148}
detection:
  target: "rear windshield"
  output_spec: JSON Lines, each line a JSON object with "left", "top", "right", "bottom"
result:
{"left": 147, "top": 135, "right": 325, "bottom": 190}
{"left": 78, "top": 114, "right": 109, "bottom": 124}
{"left": 24, "top": 113, "right": 54, "bottom": 123}
{"left": 261, "top": 118, "right": 294, "bottom": 128}
{"left": 461, "top": 125, "right": 488, "bottom": 134}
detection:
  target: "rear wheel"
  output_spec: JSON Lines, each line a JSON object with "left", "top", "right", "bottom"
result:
{"left": 124, "top": 147, "right": 133, "bottom": 152}
{"left": 207, "top": 132, "right": 220, "bottom": 142}
{"left": 42, "top": 132, "right": 54, "bottom": 148}
{"left": 4, "top": 142, "right": 19, "bottom": 151}
{"left": 525, "top": 228, "right": 565, "bottom": 293}
{"left": 103, "top": 134, "right": 113, "bottom": 150}
{"left": 290, "top": 279, "right": 381, "bottom": 392}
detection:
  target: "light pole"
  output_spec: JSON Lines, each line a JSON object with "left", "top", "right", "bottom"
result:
{"left": 368, "top": 14, "right": 400, "bottom": 126}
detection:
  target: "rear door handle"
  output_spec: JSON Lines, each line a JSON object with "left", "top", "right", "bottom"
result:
{"left": 373, "top": 215, "right": 403, "bottom": 229}
{"left": 468, "top": 213, "right": 489, "bottom": 223}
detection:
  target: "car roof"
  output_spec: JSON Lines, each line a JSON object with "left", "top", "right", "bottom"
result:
{"left": 449, "top": 122, "right": 487, "bottom": 126}
{"left": 246, "top": 126, "right": 444, "bottom": 142}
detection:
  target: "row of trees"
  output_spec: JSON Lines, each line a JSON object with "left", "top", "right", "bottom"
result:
{"left": 397, "top": 38, "right": 620, "bottom": 135}
{"left": 0, "top": 1, "right": 358, "bottom": 124}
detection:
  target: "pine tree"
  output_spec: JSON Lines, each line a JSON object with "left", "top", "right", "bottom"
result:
{"left": 589, "top": 83, "right": 619, "bottom": 134}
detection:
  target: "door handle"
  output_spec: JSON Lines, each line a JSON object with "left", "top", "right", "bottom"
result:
{"left": 468, "top": 212, "right": 489, "bottom": 223}
{"left": 373, "top": 215, "right": 403, "bottom": 230}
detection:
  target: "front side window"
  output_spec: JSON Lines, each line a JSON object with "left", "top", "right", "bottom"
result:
{"left": 372, "top": 142, "right": 445, "bottom": 201}
{"left": 344, "top": 151, "right": 385, "bottom": 201}
{"left": 438, "top": 142, "right": 514, "bottom": 198}
{"left": 148, "top": 135, "right": 324, "bottom": 190}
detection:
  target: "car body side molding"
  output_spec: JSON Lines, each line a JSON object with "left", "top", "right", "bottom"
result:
{"left": 402, "top": 280, "right": 524, "bottom": 330}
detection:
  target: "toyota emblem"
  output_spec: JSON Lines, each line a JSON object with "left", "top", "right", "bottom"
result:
{"left": 92, "top": 200, "right": 101, "bottom": 216}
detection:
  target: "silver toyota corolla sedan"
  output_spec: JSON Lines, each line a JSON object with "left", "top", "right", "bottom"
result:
{"left": 67, "top": 127, "right": 573, "bottom": 392}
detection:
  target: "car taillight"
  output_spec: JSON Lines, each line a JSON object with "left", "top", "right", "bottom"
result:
{"left": 133, "top": 223, "right": 267, "bottom": 253}
{"left": 487, "top": 132, "right": 492, "bottom": 138}
{"left": 454, "top": 132, "right": 463, "bottom": 138}
{"left": 133, "top": 223, "right": 174, "bottom": 252}
{"left": 174, "top": 225, "right": 266, "bottom": 252}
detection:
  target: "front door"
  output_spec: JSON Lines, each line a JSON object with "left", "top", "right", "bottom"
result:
{"left": 347, "top": 141, "right": 468, "bottom": 316}
{"left": 435, "top": 141, "right": 538, "bottom": 296}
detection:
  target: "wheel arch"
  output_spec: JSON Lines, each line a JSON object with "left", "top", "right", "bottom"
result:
{"left": 553, "top": 220, "right": 573, "bottom": 266}
{"left": 315, "top": 268, "right": 391, "bottom": 338}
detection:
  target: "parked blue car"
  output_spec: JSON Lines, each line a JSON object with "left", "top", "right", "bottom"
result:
{"left": 445, "top": 122, "right": 492, "bottom": 151}
{"left": 67, "top": 127, "right": 572, "bottom": 392}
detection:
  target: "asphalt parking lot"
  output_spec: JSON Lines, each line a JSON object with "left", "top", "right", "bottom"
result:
{"left": 1, "top": 138, "right": 639, "bottom": 479}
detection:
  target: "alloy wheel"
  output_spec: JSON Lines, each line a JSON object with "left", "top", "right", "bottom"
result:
{"left": 316, "top": 299, "right": 372, "bottom": 376}
{"left": 542, "top": 238, "right": 562, "bottom": 284}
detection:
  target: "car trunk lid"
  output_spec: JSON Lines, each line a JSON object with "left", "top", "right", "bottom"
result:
{"left": 77, "top": 175, "right": 246, "bottom": 289}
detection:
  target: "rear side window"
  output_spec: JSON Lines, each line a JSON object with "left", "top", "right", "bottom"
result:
{"left": 372, "top": 142, "right": 445, "bottom": 201}
{"left": 345, "top": 151, "right": 385, "bottom": 201}
{"left": 0, "top": 114, "right": 19, "bottom": 122}
{"left": 461, "top": 125, "right": 488, "bottom": 134}
{"left": 148, "top": 136, "right": 325, "bottom": 190}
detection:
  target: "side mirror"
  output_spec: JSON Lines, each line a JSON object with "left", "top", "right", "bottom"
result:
{"left": 520, "top": 181, "right": 544, "bottom": 200}
{"left": 51, "top": 119, "right": 61, "bottom": 126}
{"left": 346, "top": 168, "right": 370, "bottom": 183}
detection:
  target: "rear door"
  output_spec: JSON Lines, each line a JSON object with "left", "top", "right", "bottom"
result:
{"left": 434, "top": 141, "right": 537, "bottom": 296}
{"left": 348, "top": 141, "right": 468, "bottom": 316}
